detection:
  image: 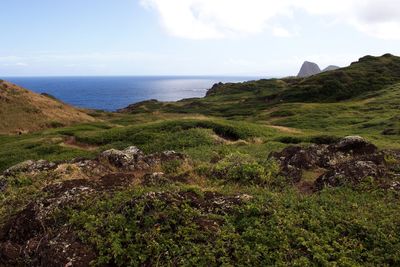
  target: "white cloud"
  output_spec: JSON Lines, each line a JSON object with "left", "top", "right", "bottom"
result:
{"left": 141, "top": 0, "right": 400, "bottom": 40}
{"left": 141, "top": 0, "right": 293, "bottom": 39}
{"left": 15, "top": 62, "right": 28, "bottom": 67}
{"left": 297, "top": 0, "right": 400, "bottom": 39}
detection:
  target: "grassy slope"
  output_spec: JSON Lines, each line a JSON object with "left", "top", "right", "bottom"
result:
{"left": 1, "top": 54, "right": 400, "bottom": 266}
{"left": 0, "top": 80, "right": 96, "bottom": 134}
{"left": 120, "top": 54, "right": 400, "bottom": 148}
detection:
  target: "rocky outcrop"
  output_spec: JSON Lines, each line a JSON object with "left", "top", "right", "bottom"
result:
{"left": 297, "top": 61, "right": 321, "bottom": 78}
{"left": 2, "top": 146, "right": 186, "bottom": 183}
{"left": 297, "top": 62, "right": 340, "bottom": 77}
{"left": 314, "top": 160, "right": 387, "bottom": 190}
{"left": 206, "top": 82, "right": 225, "bottom": 96}
{"left": 4, "top": 160, "right": 57, "bottom": 177}
{"left": 98, "top": 146, "right": 186, "bottom": 171}
{"left": 0, "top": 146, "right": 190, "bottom": 267}
{"left": 271, "top": 136, "right": 399, "bottom": 190}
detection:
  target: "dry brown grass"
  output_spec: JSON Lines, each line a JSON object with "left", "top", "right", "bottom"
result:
{"left": 0, "top": 80, "right": 97, "bottom": 134}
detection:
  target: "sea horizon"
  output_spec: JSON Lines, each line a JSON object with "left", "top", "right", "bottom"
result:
{"left": 3, "top": 75, "right": 265, "bottom": 111}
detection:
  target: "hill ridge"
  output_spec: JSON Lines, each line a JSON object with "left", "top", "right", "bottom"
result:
{"left": 0, "top": 80, "right": 96, "bottom": 134}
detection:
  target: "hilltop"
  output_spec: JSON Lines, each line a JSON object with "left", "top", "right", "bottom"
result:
{"left": 0, "top": 80, "right": 96, "bottom": 134}
{"left": 122, "top": 54, "right": 400, "bottom": 114}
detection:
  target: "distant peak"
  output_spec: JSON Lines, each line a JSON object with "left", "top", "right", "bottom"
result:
{"left": 297, "top": 61, "right": 321, "bottom": 78}
{"left": 322, "top": 65, "right": 340, "bottom": 72}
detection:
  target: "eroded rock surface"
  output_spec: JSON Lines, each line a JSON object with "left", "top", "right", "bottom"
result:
{"left": 271, "top": 136, "right": 399, "bottom": 190}
{"left": 4, "top": 160, "right": 56, "bottom": 177}
{"left": 0, "top": 146, "right": 189, "bottom": 267}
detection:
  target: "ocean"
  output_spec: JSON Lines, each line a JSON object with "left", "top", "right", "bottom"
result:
{"left": 3, "top": 76, "right": 261, "bottom": 111}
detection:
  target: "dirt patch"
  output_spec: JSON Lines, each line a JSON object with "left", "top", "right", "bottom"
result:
{"left": 268, "top": 125, "right": 302, "bottom": 134}
{"left": 296, "top": 181, "right": 315, "bottom": 194}
{"left": 98, "top": 172, "right": 136, "bottom": 188}
{"left": 211, "top": 133, "right": 248, "bottom": 145}
{"left": 296, "top": 168, "right": 327, "bottom": 194}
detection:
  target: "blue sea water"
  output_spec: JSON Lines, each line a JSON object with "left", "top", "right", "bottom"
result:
{"left": 3, "top": 76, "right": 261, "bottom": 111}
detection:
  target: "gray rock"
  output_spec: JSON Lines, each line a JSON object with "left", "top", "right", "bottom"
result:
{"left": 4, "top": 160, "right": 56, "bottom": 176}
{"left": 98, "top": 146, "right": 148, "bottom": 171}
{"left": 314, "top": 160, "right": 386, "bottom": 190}
{"left": 271, "top": 136, "right": 391, "bottom": 189}
{"left": 334, "top": 136, "right": 377, "bottom": 154}
{"left": 297, "top": 61, "right": 321, "bottom": 78}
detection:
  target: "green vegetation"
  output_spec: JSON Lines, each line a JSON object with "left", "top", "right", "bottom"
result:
{"left": 212, "top": 152, "right": 280, "bottom": 185}
{"left": 1, "top": 54, "right": 400, "bottom": 266}
{"left": 68, "top": 186, "right": 400, "bottom": 266}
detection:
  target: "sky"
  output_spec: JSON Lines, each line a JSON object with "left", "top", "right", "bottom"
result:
{"left": 1, "top": 0, "right": 400, "bottom": 77}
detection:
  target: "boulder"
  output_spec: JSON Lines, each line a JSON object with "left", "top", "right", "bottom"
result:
{"left": 4, "top": 160, "right": 56, "bottom": 177}
{"left": 333, "top": 136, "right": 377, "bottom": 154}
{"left": 98, "top": 146, "right": 148, "bottom": 171}
{"left": 271, "top": 136, "right": 396, "bottom": 189}
{"left": 98, "top": 146, "right": 187, "bottom": 172}
{"left": 314, "top": 160, "right": 387, "bottom": 190}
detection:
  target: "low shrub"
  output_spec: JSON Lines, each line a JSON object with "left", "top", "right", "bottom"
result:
{"left": 276, "top": 136, "right": 303, "bottom": 144}
{"left": 212, "top": 152, "right": 279, "bottom": 185}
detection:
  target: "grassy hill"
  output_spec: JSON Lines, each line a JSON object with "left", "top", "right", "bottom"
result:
{"left": 119, "top": 54, "right": 400, "bottom": 147}
{"left": 0, "top": 80, "right": 96, "bottom": 134}
{"left": 121, "top": 54, "right": 400, "bottom": 117}
{"left": 1, "top": 54, "right": 400, "bottom": 266}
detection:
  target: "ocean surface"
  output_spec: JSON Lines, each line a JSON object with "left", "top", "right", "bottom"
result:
{"left": 4, "top": 76, "right": 262, "bottom": 111}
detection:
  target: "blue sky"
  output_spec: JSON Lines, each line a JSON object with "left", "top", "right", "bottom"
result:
{"left": 1, "top": 0, "right": 399, "bottom": 76}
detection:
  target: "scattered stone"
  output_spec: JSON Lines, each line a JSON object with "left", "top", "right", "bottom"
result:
{"left": 390, "top": 181, "right": 400, "bottom": 191}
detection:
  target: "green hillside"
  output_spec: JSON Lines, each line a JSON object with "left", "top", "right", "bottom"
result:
{"left": 1, "top": 54, "right": 400, "bottom": 266}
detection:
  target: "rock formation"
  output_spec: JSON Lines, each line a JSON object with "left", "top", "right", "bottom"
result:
{"left": 271, "top": 136, "right": 400, "bottom": 190}
{"left": 297, "top": 61, "right": 321, "bottom": 77}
